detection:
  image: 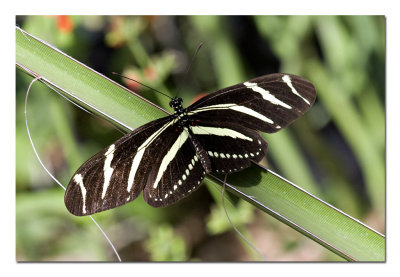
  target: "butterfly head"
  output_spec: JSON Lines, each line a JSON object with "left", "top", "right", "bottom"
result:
{"left": 169, "top": 97, "right": 184, "bottom": 114}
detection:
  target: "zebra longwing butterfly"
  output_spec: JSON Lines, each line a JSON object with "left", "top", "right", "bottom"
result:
{"left": 65, "top": 73, "right": 316, "bottom": 216}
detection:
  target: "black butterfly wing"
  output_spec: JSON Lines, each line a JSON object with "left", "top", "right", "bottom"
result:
{"left": 186, "top": 73, "right": 316, "bottom": 173}
{"left": 65, "top": 117, "right": 211, "bottom": 214}
{"left": 65, "top": 115, "right": 178, "bottom": 216}
{"left": 187, "top": 73, "right": 316, "bottom": 133}
{"left": 142, "top": 127, "right": 208, "bottom": 207}
{"left": 187, "top": 121, "right": 268, "bottom": 174}
{"left": 65, "top": 73, "right": 317, "bottom": 214}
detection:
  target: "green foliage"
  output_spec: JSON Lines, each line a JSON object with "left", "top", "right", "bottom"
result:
{"left": 145, "top": 225, "right": 188, "bottom": 261}
{"left": 206, "top": 197, "right": 254, "bottom": 235}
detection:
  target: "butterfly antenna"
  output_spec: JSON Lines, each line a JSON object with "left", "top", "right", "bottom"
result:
{"left": 24, "top": 77, "right": 122, "bottom": 262}
{"left": 175, "top": 42, "right": 203, "bottom": 98}
{"left": 112, "top": 72, "right": 173, "bottom": 100}
{"left": 221, "top": 174, "right": 267, "bottom": 261}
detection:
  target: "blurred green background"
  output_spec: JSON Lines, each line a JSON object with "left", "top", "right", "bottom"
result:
{"left": 16, "top": 15, "right": 385, "bottom": 261}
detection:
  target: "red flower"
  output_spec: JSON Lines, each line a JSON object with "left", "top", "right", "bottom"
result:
{"left": 57, "top": 15, "right": 73, "bottom": 33}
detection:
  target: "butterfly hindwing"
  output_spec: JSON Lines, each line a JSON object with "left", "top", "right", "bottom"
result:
{"left": 187, "top": 73, "right": 316, "bottom": 133}
{"left": 188, "top": 121, "right": 268, "bottom": 174}
{"left": 143, "top": 128, "right": 208, "bottom": 207}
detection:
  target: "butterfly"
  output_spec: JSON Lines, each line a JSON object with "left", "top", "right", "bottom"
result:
{"left": 64, "top": 73, "right": 316, "bottom": 216}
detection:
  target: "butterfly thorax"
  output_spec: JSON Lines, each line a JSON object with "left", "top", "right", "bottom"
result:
{"left": 169, "top": 97, "right": 184, "bottom": 113}
{"left": 170, "top": 97, "right": 190, "bottom": 127}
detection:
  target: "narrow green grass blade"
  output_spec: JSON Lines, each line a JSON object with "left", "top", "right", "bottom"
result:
{"left": 16, "top": 27, "right": 167, "bottom": 133}
{"left": 16, "top": 26, "right": 385, "bottom": 261}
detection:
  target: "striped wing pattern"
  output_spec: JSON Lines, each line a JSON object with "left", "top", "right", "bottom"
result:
{"left": 64, "top": 116, "right": 176, "bottom": 215}
{"left": 187, "top": 73, "right": 316, "bottom": 133}
{"left": 143, "top": 128, "right": 208, "bottom": 207}
{"left": 188, "top": 121, "right": 268, "bottom": 174}
{"left": 65, "top": 73, "right": 316, "bottom": 215}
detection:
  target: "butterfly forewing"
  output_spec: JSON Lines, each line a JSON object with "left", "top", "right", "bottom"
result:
{"left": 65, "top": 116, "right": 176, "bottom": 216}
{"left": 187, "top": 73, "right": 316, "bottom": 133}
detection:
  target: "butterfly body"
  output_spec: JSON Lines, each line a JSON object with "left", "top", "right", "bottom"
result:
{"left": 169, "top": 97, "right": 190, "bottom": 128}
{"left": 65, "top": 73, "right": 316, "bottom": 216}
